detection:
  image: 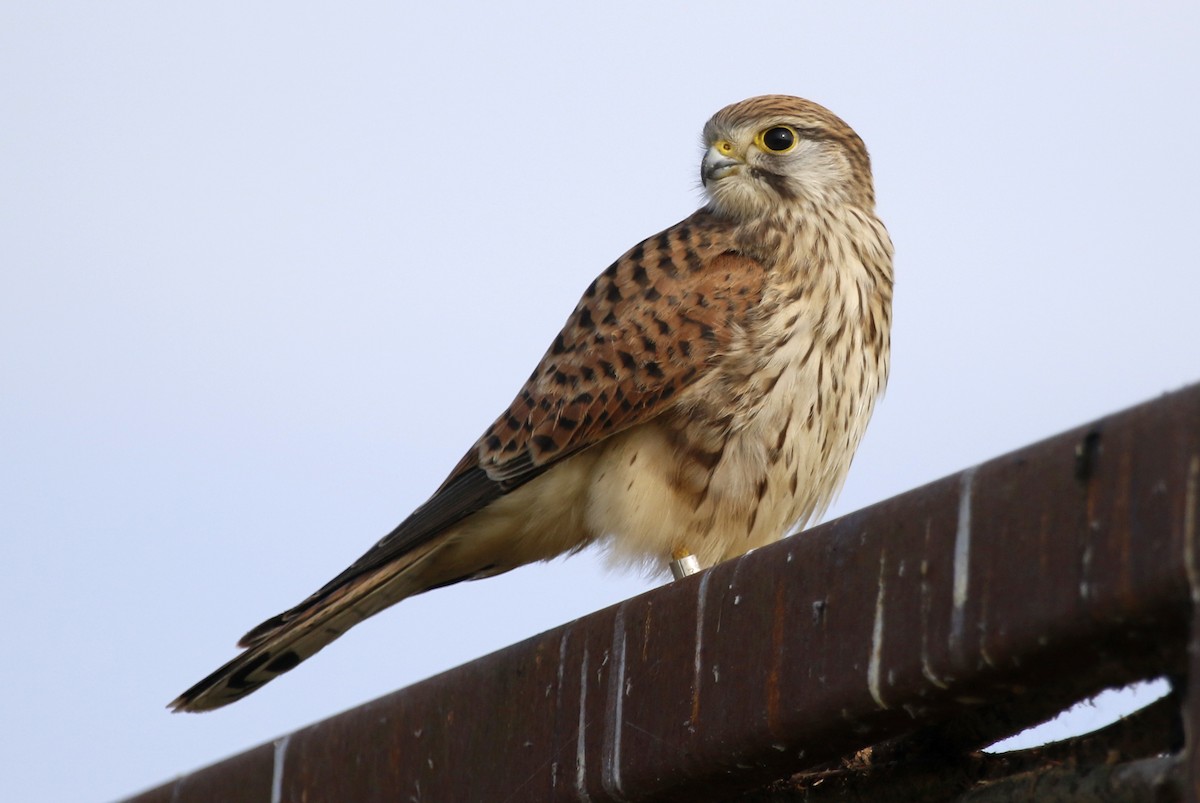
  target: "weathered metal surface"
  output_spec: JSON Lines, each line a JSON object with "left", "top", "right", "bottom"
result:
{"left": 126, "top": 382, "right": 1200, "bottom": 802}
{"left": 735, "top": 682, "right": 1183, "bottom": 800}
{"left": 1186, "top": 448, "right": 1200, "bottom": 803}
{"left": 955, "top": 755, "right": 1181, "bottom": 803}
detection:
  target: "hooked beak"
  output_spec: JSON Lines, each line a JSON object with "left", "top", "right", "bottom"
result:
{"left": 702, "top": 141, "right": 743, "bottom": 186}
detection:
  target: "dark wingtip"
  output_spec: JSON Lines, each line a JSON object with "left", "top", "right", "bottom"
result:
{"left": 238, "top": 612, "right": 287, "bottom": 648}
{"left": 167, "top": 687, "right": 209, "bottom": 714}
{"left": 167, "top": 695, "right": 198, "bottom": 714}
{"left": 167, "top": 645, "right": 278, "bottom": 713}
{"left": 167, "top": 674, "right": 229, "bottom": 714}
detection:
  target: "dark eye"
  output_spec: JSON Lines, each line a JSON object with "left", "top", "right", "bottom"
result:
{"left": 759, "top": 126, "right": 797, "bottom": 153}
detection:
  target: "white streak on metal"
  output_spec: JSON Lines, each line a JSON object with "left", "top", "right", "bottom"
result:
{"left": 867, "top": 548, "right": 888, "bottom": 708}
{"left": 575, "top": 645, "right": 592, "bottom": 802}
{"left": 950, "top": 467, "right": 976, "bottom": 651}
{"left": 1079, "top": 539, "right": 1093, "bottom": 600}
{"left": 270, "top": 734, "right": 290, "bottom": 803}
{"left": 919, "top": 522, "right": 949, "bottom": 689}
{"left": 556, "top": 630, "right": 569, "bottom": 706}
{"left": 692, "top": 571, "right": 711, "bottom": 710}
{"left": 601, "top": 609, "right": 630, "bottom": 801}
{"left": 549, "top": 630, "right": 570, "bottom": 791}
{"left": 1184, "top": 456, "right": 1200, "bottom": 603}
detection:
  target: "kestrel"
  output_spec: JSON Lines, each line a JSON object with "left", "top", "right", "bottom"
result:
{"left": 171, "top": 95, "right": 893, "bottom": 712}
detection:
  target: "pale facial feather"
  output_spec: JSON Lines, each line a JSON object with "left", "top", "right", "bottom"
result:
{"left": 703, "top": 126, "right": 859, "bottom": 219}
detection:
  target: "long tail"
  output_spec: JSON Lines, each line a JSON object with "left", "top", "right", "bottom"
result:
{"left": 169, "top": 538, "right": 445, "bottom": 713}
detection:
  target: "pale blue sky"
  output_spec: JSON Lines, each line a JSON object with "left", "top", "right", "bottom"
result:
{"left": 2, "top": 3, "right": 1198, "bottom": 800}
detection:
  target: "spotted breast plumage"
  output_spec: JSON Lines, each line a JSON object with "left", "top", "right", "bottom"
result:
{"left": 171, "top": 95, "right": 893, "bottom": 712}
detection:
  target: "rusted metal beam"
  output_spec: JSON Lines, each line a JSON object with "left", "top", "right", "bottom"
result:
{"left": 125, "top": 382, "right": 1200, "bottom": 803}
{"left": 1184, "top": 448, "right": 1200, "bottom": 803}
{"left": 956, "top": 756, "right": 1181, "bottom": 803}
{"left": 734, "top": 687, "right": 1184, "bottom": 800}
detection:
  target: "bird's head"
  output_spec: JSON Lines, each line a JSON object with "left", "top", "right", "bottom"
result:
{"left": 700, "top": 95, "right": 876, "bottom": 220}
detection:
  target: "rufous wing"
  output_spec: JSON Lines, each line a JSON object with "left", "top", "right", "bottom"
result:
{"left": 170, "top": 207, "right": 770, "bottom": 711}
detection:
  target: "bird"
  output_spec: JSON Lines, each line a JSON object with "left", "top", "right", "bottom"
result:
{"left": 170, "top": 94, "right": 893, "bottom": 712}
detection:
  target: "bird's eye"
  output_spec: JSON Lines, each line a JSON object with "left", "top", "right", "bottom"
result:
{"left": 757, "top": 125, "right": 797, "bottom": 154}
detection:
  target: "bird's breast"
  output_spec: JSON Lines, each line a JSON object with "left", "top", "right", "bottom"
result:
{"left": 587, "top": 284, "right": 886, "bottom": 569}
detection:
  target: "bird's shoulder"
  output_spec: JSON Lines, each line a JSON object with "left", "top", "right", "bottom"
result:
{"left": 465, "top": 207, "right": 771, "bottom": 485}
{"left": 298, "top": 209, "right": 774, "bottom": 602}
